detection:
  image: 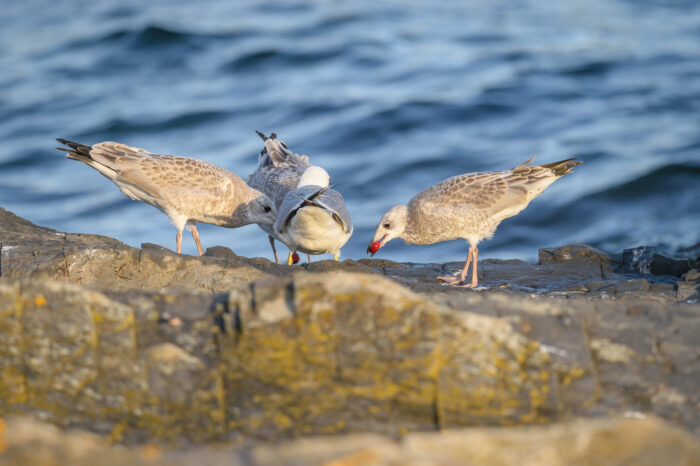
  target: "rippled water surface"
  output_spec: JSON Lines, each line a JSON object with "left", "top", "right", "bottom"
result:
{"left": 2, "top": 0, "right": 699, "bottom": 262}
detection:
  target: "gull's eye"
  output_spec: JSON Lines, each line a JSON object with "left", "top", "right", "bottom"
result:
{"left": 264, "top": 205, "right": 272, "bottom": 213}
{"left": 383, "top": 223, "right": 391, "bottom": 229}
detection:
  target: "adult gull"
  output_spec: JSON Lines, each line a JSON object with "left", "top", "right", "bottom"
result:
{"left": 247, "top": 131, "right": 310, "bottom": 263}
{"left": 275, "top": 166, "right": 353, "bottom": 264}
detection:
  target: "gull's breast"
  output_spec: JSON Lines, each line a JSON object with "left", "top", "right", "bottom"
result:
{"left": 287, "top": 206, "right": 348, "bottom": 254}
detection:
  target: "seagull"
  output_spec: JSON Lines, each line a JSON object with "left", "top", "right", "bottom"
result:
{"left": 367, "top": 157, "right": 582, "bottom": 287}
{"left": 275, "top": 166, "right": 353, "bottom": 264}
{"left": 247, "top": 131, "right": 311, "bottom": 263}
{"left": 56, "top": 138, "right": 277, "bottom": 255}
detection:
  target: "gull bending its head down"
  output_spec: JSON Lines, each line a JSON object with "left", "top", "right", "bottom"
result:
{"left": 56, "top": 138, "right": 277, "bottom": 255}
{"left": 274, "top": 166, "right": 353, "bottom": 264}
{"left": 368, "top": 157, "right": 582, "bottom": 287}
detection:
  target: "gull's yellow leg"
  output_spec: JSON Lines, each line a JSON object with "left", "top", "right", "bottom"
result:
{"left": 287, "top": 251, "right": 294, "bottom": 265}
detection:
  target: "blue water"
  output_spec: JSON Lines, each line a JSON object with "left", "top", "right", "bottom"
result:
{"left": 1, "top": 0, "right": 699, "bottom": 263}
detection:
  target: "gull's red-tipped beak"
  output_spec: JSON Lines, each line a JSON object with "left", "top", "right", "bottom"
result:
{"left": 367, "top": 234, "right": 387, "bottom": 257}
{"left": 292, "top": 253, "right": 300, "bottom": 264}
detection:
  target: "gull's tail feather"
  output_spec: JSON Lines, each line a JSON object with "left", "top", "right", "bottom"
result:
{"left": 256, "top": 131, "right": 309, "bottom": 169}
{"left": 255, "top": 130, "right": 277, "bottom": 142}
{"left": 541, "top": 158, "right": 583, "bottom": 176}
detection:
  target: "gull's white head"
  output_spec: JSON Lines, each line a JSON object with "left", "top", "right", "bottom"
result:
{"left": 367, "top": 205, "right": 408, "bottom": 256}
{"left": 297, "top": 166, "right": 330, "bottom": 188}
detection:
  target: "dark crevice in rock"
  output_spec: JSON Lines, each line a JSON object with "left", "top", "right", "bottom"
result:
{"left": 651, "top": 330, "right": 674, "bottom": 376}
{"left": 580, "top": 318, "right": 602, "bottom": 402}
{"left": 285, "top": 281, "right": 296, "bottom": 316}
{"left": 137, "top": 246, "right": 143, "bottom": 277}
{"left": 15, "top": 282, "right": 30, "bottom": 402}
{"left": 211, "top": 294, "right": 232, "bottom": 335}
{"left": 432, "top": 384, "right": 441, "bottom": 431}
{"left": 249, "top": 282, "right": 257, "bottom": 318}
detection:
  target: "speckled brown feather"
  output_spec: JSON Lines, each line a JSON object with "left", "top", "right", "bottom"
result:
{"left": 403, "top": 157, "right": 582, "bottom": 245}
{"left": 57, "top": 139, "right": 270, "bottom": 229}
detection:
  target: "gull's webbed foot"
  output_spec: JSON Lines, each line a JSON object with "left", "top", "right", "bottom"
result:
{"left": 455, "top": 281, "right": 479, "bottom": 288}
{"left": 436, "top": 275, "right": 461, "bottom": 284}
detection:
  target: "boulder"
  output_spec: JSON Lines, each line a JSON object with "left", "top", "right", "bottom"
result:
{"left": 0, "top": 274, "right": 558, "bottom": 443}
{"left": 619, "top": 246, "right": 695, "bottom": 277}
{"left": 0, "top": 208, "right": 286, "bottom": 292}
{"left": 0, "top": 415, "right": 697, "bottom": 466}
{"left": 1, "top": 207, "right": 699, "bottom": 446}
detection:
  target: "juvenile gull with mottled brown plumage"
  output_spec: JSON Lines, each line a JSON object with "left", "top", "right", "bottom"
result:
{"left": 56, "top": 138, "right": 277, "bottom": 255}
{"left": 367, "top": 157, "right": 583, "bottom": 287}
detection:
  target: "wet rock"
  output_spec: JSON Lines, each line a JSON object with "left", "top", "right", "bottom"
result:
{"left": 538, "top": 244, "right": 613, "bottom": 266}
{"left": 620, "top": 246, "right": 692, "bottom": 277}
{"left": 0, "top": 208, "right": 288, "bottom": 293}
{"left": 677, "top": 274, "right": 700, "bottom": 303}
{"left": 1, "top": 416, "right": 697, "bottom": 466}
{"left": 609, "top": 279, "right": 650, "bottom": 294}
{"left": 682, "top": 269, "right": 700, "bottom": 283}
{"left": 585, "top": 280, "right": 616, "bottom": 292}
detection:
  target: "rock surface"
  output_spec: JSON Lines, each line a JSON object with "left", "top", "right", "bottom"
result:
{"left": 0, "top": 415, "right": 698, "bottom": 466}
{"left": 1, "top": 207, "right": 700, "bottom": 461}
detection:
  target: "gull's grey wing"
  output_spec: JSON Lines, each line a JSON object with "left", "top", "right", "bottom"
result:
{"left": 249, "top": 165, "right": 304, "bottom": 208}
{"left": 275, "top": 185, "right": 352, "bottom": 235}
{"left": 314, "top": 189, "right": 352, "bottom": 235}
{"left": 248, "top": 132, "right": 310, "bottom": 207}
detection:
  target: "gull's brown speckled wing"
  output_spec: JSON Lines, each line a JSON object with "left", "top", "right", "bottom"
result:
{"left": 89, "top": 142, "right": 233, "bottom": 198}
{"left": 77, "top": 141, "right": 256, "bottom": 227}
{"left": 411, "top": 157, "right": 573, "bottom": 212}
{"left": 403, "top": 157, "right": 582, "bottom": 245}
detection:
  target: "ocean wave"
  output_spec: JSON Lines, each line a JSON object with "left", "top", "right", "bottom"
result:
{"left": 63, "top": 24, "right": 250, "bottom": 52}
{"left": 80, "top": 110, "right": 229, "bottom": 138}
{"left": 220, "top": 47, "right": 342, "bottom": 71}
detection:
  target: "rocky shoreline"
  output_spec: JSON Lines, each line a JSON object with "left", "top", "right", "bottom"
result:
{"left": 1, "top": 206, "right": 698, "bottom": 464}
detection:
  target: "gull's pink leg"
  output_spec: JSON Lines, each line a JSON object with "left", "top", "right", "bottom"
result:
{"left": 459, "top": 246, "right": 474, "bottom": 282}
{"left": 176, "top": 229, "right": 183, "bottom": 254}
{"left": 437, "top": 246, "right": 472, "bottom": 284}
{"left": 458, "top": 246, "right": 479, "bottom": 288}
{"left": 268, "top": 236, "right": 279, "bottom": 264}
{"left": 308, "top": 254, "right": 312, "bottom": 263}
{"left": 191, "top": 224, "right": 205, "bottom": 256}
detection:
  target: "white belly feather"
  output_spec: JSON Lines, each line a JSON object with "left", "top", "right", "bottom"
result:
{"left": 280, "top": 206, "right": 349, "bottom": 255}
